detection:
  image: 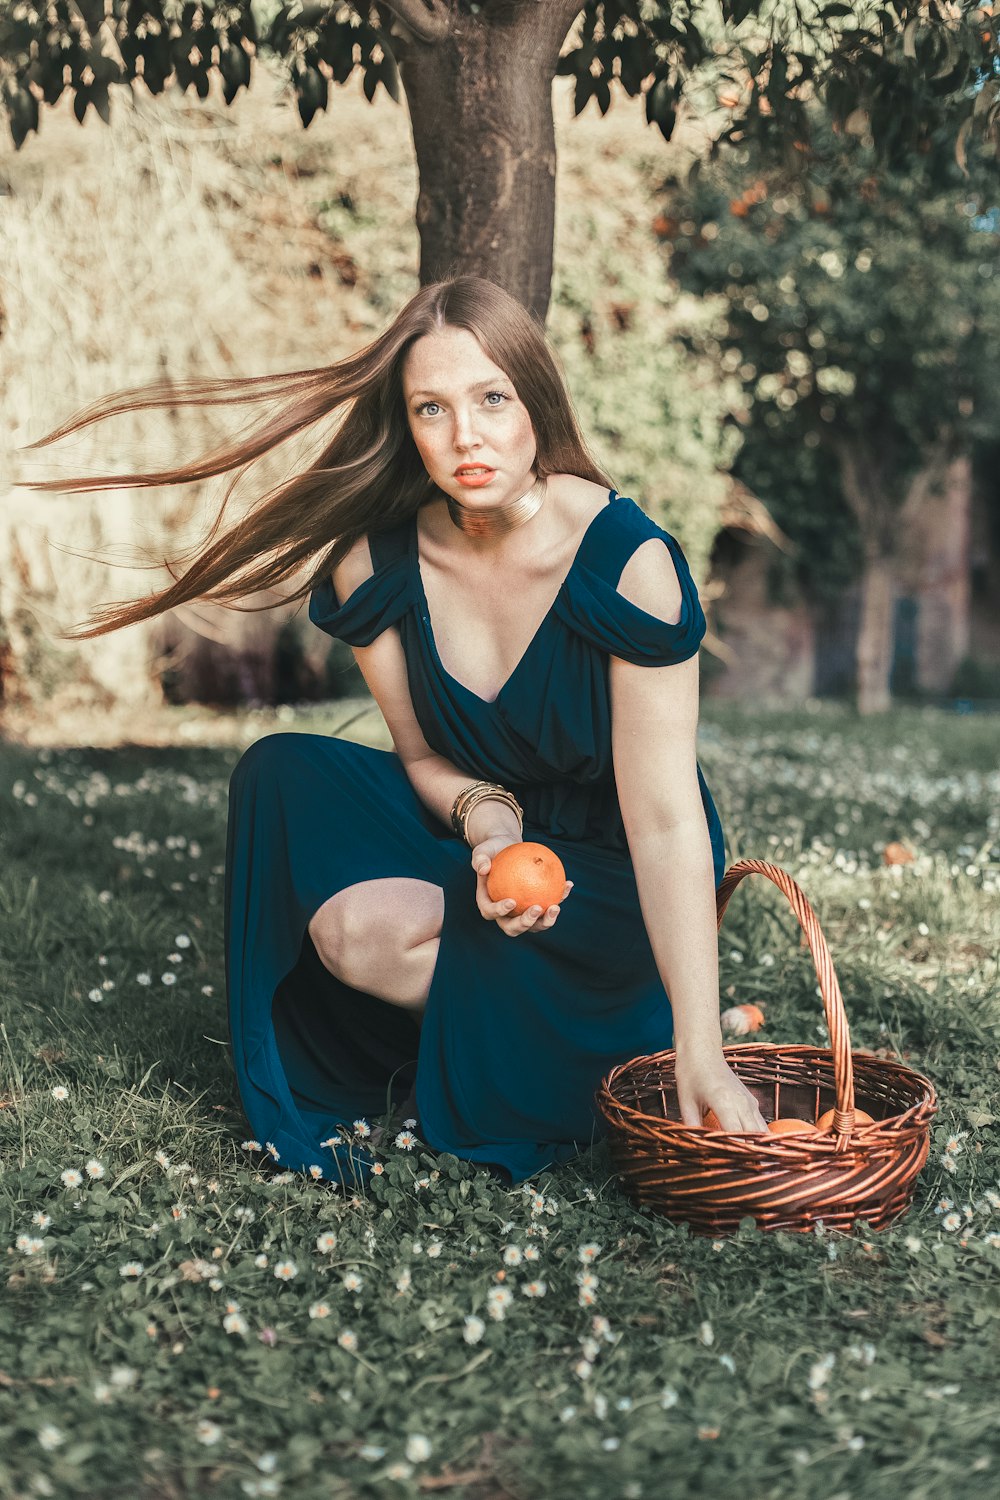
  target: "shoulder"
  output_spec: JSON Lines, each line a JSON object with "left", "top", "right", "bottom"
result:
{"left": 548, "top": 473, "right": 613, "bottom": 534}
{"left": 615, "top": 533, "right": 684, "bottom": 627}
{"left": 330, "top": 534, "right": 375, "bottom": 608}
{"left": 552, "top": 476, "right": 687, "bottom": 626}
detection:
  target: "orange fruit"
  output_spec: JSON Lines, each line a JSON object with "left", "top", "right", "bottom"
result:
{"left": 767, "top": 1117, "right": 819, "bottom": 1136}
{"left": 486, "top": 842, "right": 567, "bottom": 917}
{"left": 883, "top": 841, "right": 914, "bottom": 866}
{"left": 816, "top": 1107, "right": 874, "bottom": 1132}
{"left": 702, "top": 1109, "right": 723, "bottom": 1130}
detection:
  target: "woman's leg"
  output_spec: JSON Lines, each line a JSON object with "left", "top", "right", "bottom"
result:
{"left": 307, "top": 877, "right": 444, "bottom": 1013}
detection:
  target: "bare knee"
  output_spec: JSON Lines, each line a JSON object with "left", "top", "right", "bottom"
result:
{"left": 308, "top": 878, "right": 443, "bottom": 989}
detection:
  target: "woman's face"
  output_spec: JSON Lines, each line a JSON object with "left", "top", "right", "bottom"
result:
{"left": 401, "top": 326, "right": 538, "bottom": 507}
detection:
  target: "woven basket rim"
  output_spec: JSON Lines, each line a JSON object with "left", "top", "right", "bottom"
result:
{"left": 597, "top": 1042, "right": 937, "bottom": 1132}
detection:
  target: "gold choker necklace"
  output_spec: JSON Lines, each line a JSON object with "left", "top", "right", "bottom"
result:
{"left": 445, "top": 474, "right": 547, "bottom": 538}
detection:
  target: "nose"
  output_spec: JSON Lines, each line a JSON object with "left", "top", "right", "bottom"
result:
{"left": 452, "top": 403, "right": 483, "bottom": 452}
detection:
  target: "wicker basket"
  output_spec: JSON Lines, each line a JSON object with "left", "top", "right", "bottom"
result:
{"left": 594, "top": 859, "right": 937, "bottom": 1236}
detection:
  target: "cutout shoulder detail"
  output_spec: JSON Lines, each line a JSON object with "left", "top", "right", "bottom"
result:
{"left": 308, "top": 534, "right": 414, "bottom": 647}
{"left": 615, "top": 536, "right": 684, "bottom": 628}
{"left": 555, "top": 513, "right": 706, "bottom": 666}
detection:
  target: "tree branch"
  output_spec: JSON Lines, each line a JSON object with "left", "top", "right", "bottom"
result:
{"left": 379, "top": 0, "right": 450, "bottom": 44}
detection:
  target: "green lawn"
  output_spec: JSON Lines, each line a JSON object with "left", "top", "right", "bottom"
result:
{"left": 1, "top": 701, "right": 998, "bottom": 1499}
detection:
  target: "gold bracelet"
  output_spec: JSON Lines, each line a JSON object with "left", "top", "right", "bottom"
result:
{"left": 450, "top": 780, "right": 523, "bottom": 845}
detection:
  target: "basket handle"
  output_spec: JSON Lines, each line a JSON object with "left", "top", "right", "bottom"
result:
{"left": 716, "top": 858, "right": 858, "bottom": 1141}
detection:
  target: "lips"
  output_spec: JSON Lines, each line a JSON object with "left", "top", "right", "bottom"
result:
{"left": 454, "top": 465, "right": 497, "bottom": 488}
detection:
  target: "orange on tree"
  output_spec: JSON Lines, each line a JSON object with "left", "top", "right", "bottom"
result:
{"left": 486, "top": 842, "right": 566, "bottom": 917}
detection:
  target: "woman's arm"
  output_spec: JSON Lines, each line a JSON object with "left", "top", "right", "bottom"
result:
{"left": 610, "top": 539, "right": 768, "bottom": 1133}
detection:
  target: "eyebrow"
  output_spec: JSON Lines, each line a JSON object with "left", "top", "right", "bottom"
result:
{"left": 408, "top": 377, "right": 511, "bottom": 400}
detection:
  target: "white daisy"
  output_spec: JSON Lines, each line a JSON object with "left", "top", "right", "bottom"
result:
{"left": 337, "top": 1329, "right": 358, "bottom": 1351}
{"left": 273, "top": 1260, "right": 297, "bottom": 1281}
{"left": 60, "top": 1168, "right": 83, "bottom": 1189}
{"left": 51, "top": 1086, "right": 69, "bottom": 1101}
{"left": 315, "top": 1231, "right": 338, "bottom": 1253}
{"left": 462, "top": 1315, "right": 485, "bottom": 1345}
{"left": 405, "top": 1434, "right": 431, "bottom": 1463}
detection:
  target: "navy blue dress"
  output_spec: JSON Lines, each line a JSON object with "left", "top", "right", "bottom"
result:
{"left": 224, "top": 490, "right": 726, "bottom": 1187}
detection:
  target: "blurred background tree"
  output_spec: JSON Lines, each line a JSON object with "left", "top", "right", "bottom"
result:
{"left": 660, "top": 100, "right": 1000, "bottom": 711}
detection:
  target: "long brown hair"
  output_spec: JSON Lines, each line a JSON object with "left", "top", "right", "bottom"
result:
{"left": 19, "top": 275, "right": 614, "bottom": 642}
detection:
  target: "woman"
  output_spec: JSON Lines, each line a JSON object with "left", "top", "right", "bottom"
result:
{"left": 25, "top": 274, "right": 768, "bottom": 1188}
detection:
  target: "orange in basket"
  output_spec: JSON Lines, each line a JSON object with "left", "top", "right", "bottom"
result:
{"left": 594, "top": 859, "right": 937, "bottom": 1237}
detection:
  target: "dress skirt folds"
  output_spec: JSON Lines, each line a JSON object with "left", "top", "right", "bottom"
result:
{"left": 224, "top": 491, "right": 727, "bottom": 1187}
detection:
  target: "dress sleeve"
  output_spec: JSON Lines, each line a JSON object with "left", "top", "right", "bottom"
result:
{"left": 308, "top": 553, "right": 415, "bottom": 647}
{"left": 555, "top": 509, "right": 707, "bottom": 666}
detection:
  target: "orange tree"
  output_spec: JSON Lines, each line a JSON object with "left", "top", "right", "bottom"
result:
{"left": 1, "top": 2, "right": 998, "bottom": 321}
{"left": 659, "top": 103, "right": 1000, "bottom": 712}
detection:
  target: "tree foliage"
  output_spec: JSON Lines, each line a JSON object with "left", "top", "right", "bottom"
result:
{"left": 660, "top": 100, "right": 1000, "bottom": 530}
{"left": 1, "top": 0, "right": 998, "bottom": 169}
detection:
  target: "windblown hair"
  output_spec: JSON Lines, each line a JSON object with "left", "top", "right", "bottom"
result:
{"left": 20, "top": 275, "right": 614, "bottom": 641}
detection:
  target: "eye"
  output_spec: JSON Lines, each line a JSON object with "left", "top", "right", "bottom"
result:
{"left": 414, "top": 390, "right": 511, "bottom": 417}
{"left": 484, "top": 390, "right": 510, "bottom": 406}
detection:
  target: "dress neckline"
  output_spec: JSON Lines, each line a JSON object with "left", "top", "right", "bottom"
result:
{"left": 411, "top": 488, "right": 620, "bottom": 707}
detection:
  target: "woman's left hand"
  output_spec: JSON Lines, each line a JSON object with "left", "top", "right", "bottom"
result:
{"left": 675, "top": 1040, "right": 770, "bottom": 1133}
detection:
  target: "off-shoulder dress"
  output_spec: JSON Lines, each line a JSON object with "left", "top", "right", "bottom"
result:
{"left": 223, "top": 490, "right": 726, "bottom": 1186}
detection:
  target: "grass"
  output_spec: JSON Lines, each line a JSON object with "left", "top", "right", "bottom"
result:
{"left": 1, "top": 700, "right": 998, "bottom": 1500}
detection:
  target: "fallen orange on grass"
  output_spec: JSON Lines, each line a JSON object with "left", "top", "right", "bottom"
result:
{"left": 721, "top": 1003, "right": 765, "bottom": 1035}
{"left": 486, "top": 842, "right": 567, "bottom": 917}
{"left": 816, "top": 1107, "right": 875, "bottom": 1132}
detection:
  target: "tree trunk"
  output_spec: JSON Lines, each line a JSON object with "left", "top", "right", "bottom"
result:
{"left": 394, "top": 3, "right": 583, "bottom": 322}
{"left": 855, "top": 547, "right": 896, "bottom": 715}
{"left": 834, "top": 434, "right": 899, "bottom": 715}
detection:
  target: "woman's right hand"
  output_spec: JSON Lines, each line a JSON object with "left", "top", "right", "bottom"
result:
{"left": 472, "top": 836, "right": 573, "bottom": 937}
